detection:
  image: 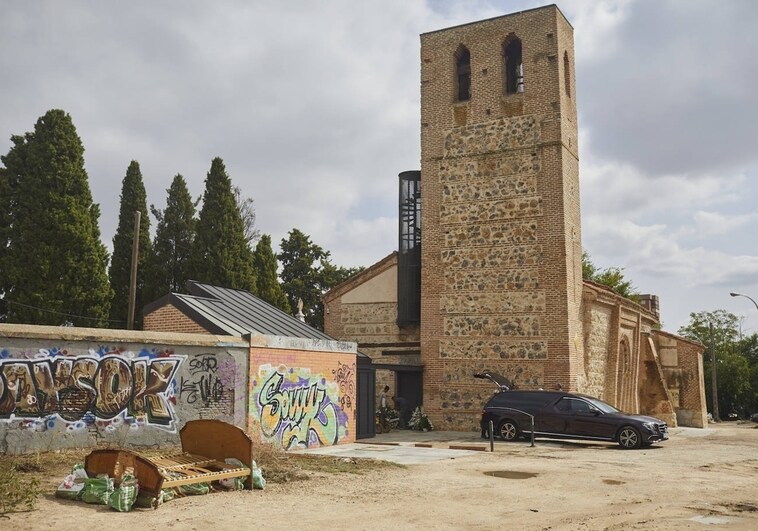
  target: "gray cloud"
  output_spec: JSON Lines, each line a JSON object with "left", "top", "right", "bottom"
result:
{"left": 2, "top": 0, "right": 757, "bottom": 333}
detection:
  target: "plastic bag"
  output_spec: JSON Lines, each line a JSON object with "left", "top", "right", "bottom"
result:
{"left": 252, "top": 460, "right": 265, "bottom": 490}
{"left": 217, "top": 458, "right": 249, "bottom": 491}
{"left": 55, "top": 463, "right": 89, "bottom": 500}
{"left": 176, "top": 482, "right": 210, "bottom": 496}
{"left": 81, "top": 475, "right": 114, "bottom": 505}
{"left": 108, "top": 473, "right": 139, "bottom": 512}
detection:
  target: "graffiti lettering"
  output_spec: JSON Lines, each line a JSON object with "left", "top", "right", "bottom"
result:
{"left": 257, "top": 371, "right": 337, "bottom": 449}
{"left": 0, "top": 355, "right": 183, "bottom": 428}
{"left": 179, "top": 354, "right": 226, "bottom": 407}
{"left": 332, "top": 361, "right": 355, "bottom": 411}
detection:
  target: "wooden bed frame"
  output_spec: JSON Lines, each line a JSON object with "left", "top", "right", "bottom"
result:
{"left": 84, "top": 419, "right": 253, "bottom": 499}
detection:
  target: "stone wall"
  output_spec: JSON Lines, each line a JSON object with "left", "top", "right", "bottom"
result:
{"left": 323, "top": 253, "right": 420, "bottom": 407}
{"left": 0, "top": 324, "right": 248, "bottom": 455}
{"left": 420, "top": 6, "right": 582, "bottom": 430}
{"left": 653, "top": 330, "right": 707, "bottom": 428}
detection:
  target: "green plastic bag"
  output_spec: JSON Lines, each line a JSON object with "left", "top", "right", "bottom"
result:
{"left": 216, "top": 458, "right": 249, "bottom": 491}
{"left": 176, "top": 482, "right": 209, "bottom": 496}
{"left": 160, "top": 488, "right": 176, "bottom": 502}
{"left": 252, "top": 460, "right": 265, "bottom": 490}
{"left": 108, "top": 474, "right": 139, "bottom": 512}
{"left": 81, "top": 475, "right": 114, "bottom": 505}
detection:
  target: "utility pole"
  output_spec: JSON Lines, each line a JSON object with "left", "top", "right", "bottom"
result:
{"left": 709, "top": 321, "right": 719, "bottom": 422}
{"left": 127, "top": 211, "right": 141, "bottom": 330}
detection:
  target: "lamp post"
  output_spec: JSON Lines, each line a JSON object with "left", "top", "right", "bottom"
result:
{"left": 730, "top": 292, "right": 758, "bottom": 311}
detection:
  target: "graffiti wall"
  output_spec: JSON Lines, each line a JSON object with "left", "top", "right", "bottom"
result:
{"left": 0, "top": 325, "right": 249, "bottom": 455}
{"left": 249, "top": 349, "right": 356, "bottom": 449}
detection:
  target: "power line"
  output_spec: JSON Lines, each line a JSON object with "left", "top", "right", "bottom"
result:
{"left": 1, "top": 298, "right": 126, "bottom": 325}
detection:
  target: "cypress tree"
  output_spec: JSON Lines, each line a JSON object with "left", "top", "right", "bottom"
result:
{"left": 0, "top": 109, "right": 111, "bottom": 326}
{"left": 190, "top": 157, "right": 255, "bottom": 291}
{"left": 109, "top": 160, "right": 151, "bottom": 328}
{"left": 253, "top": 234, "right": 290, "bottom": 312}
{"left": 144, "top": 174, "right": 196, "bottom": 302}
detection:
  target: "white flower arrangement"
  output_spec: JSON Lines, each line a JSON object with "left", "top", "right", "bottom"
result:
{"left": 408, "top": 406, "right": 434, "bottom": 431}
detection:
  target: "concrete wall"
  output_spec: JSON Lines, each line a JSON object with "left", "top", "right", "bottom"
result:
{"left": 248, "top": 335, "right": 357, "bottom": 449}
{"left": 0, "top": 324, "right": 248, "bottom": 455}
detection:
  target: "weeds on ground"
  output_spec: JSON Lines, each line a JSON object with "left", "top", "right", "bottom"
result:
{"left": 252, "top": 441, "right": 403, "bottom": 482}
{"left": 0, "top": 460, "right": 42, "bottom": 517}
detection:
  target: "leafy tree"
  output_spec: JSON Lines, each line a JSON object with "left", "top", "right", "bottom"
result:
{"left": 278, "top": 228, "right": 362, "bottom": 330}
{"left": 109, "top": 160, "right": 151, "bottom": 328}
{"left": 582, "top": 251, "right": 639, "bottom": 302}
{"left": 0, "top": 109, "right": 111, "bottom": 326}
{"left": 253, "top": 234, "right": 290, "bottom": 312}
{"left": 678, "top": 310, "right": 749, "bottom": 418}
{"left": 234, "top": 186, "right": 261, "bottom": 247}
{"left": 190, "top": 157, "right": 256, "bottom": 292}
{"left": 144, "top": 174, "right": 196, "bottom": 302}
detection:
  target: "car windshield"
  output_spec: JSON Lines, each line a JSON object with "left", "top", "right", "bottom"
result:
{"left": 584, "top": 397, "right": 620, "bottom": 414}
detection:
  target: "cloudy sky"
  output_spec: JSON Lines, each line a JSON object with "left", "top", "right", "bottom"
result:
{"left": 1, "top": 0, "right": 757, "bottom": 334}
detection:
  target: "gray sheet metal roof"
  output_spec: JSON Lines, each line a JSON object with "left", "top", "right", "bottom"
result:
{"left": 174, "top": 281, "right": 335, "bottom": 341}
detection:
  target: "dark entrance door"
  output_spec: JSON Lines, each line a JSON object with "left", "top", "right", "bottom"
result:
{"left": 396, "top": 371, "right": 423, "bottom": 426}
{"left": 356, "top": 363, "right": 376, "bottom": 439}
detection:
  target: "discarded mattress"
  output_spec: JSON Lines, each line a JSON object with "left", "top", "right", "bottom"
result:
{"left": 84, "top": 419, "right": 253, "bottom": 499}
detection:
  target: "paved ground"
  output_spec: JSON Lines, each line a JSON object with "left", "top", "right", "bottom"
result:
{"left": 298, "top": 425, "right": 712, "bottom": 464}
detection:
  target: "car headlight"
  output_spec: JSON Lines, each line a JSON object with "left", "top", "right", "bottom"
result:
{"left": 642, "top": 422, "right": 657, "bottom": 433}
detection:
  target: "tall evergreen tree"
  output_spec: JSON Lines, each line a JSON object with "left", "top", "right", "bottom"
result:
{"left": 109, "top": 160, "right": 151, "bottom": 328}
{"left": 0, "top": 109, "right": 111, "bottom": 326}
{"left": 278, "top": 228, "right": 361, "bottom": 329}
{"left": 253, "top": 234, "right": 289, "bottom": 312}
{"left": 190, "top": 157, "right": 255, "bottom": 291}
{"left": 144, "top": 174, "right": 196, "bottom": 302}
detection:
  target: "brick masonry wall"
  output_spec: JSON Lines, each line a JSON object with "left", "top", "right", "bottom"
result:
{"left": 143, "top": 304, "right": 209, "bottom": 335}
{"left": 323, "top": 255, "right": 421, "bottom": 408}
{"left": 420, "top": 6, "right": 582, "bottom": 430}
{"left": 249, "top": 347, "right": 357, "bottom": 448}
{"left": 654, "top": 331, "right": 707, "bottom": 428}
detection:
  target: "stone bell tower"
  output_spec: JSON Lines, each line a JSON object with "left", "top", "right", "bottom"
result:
{"left": 419, "top": 5, "right": 582, "bottom": 430}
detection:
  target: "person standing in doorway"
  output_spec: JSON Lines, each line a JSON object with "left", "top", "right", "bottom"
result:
{"left": 379, "top": 385, "right": 390, "bottom": 428}
{"left": 392, "top": 395, "right": 409, "bottom": 429}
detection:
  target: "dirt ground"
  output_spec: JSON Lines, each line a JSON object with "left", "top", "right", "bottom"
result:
{"left": 4, "top": 422, "right": 758, "bottom": 530}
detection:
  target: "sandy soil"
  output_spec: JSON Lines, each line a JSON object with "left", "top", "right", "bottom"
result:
{"left": 6, "top": 423, "right": 758, "bottom": 530}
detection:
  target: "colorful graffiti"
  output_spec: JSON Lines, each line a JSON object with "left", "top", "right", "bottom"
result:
{"left": 0, "top": 347, "right": 184, "bottom": 431}
{"left": 253, "top": 364, "right": 349, "bottom": 449}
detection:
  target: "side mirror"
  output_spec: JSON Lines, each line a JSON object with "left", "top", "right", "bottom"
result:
{"left": 592, "top": 409, "right": 601, "bottom": 416}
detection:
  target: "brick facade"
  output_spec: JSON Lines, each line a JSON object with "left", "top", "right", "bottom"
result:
{"left": 420, "top": 6, "right": 582, "bottom": 430}
{"left": 143, "top": 304, "right": 208, "bottom": 334}
{"left": 323, "top": 6, "right": 707, "bottom": 431}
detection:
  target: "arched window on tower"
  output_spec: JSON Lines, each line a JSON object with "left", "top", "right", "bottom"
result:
{"left": 503, "top": 35, "right": 524, "bottom": 94}
{"left": 564, "top": 51, "right": 571, "bottom": 97}
{"left": 455, "top": 45, "right": 471, "bottom": 102}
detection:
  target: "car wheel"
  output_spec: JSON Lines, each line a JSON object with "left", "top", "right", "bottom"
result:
{"left": 498, "top": 419, "right": 519, "bottom": 441}
{"left": 618, "top": 426, "right": 641, "bottom": 449}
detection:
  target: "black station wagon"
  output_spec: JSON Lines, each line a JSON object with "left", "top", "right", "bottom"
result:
{"left": 477, "top": 375, "right": 669, "bottom": 449}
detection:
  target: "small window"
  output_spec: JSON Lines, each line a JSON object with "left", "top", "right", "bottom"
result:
{"left": 455, "top": 45, "right": 471, "bottom": 102}
{"left": 503, "top": 35, "right": 524, "bottom": 94}
{"left": 564, "top": 51, "right": 571, "bottom": 97}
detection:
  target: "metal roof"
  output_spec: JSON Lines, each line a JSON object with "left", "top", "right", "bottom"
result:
{"left": 170, "top": 281, "right": 335, "bottom": 341}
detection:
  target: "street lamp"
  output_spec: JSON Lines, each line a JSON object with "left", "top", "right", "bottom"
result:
{"left": 730, "top": 292, "right": 758, "bottom": 311}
